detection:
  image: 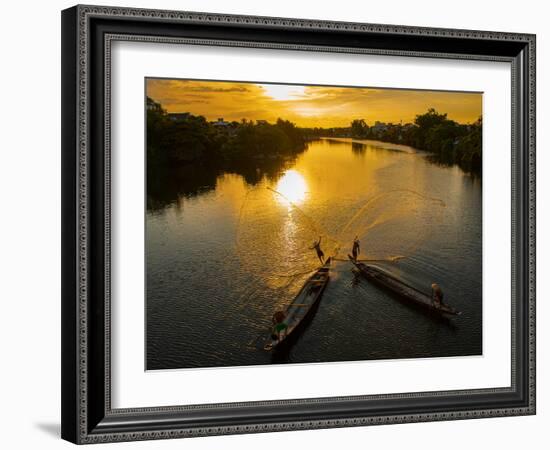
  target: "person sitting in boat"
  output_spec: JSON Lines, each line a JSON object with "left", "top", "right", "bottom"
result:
{"left": 431, "top": 283, "right": 444, "bottom": 308}
{"left": 352, "top": 236, "right": 360, "bottom": 261}
{"left": 309, "top": 236, "right": 325, "bottom": 264}
{"left": 271, "top": 310, "right": 288, "bottom": 342}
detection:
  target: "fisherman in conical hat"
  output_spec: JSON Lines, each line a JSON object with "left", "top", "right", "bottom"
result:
{"left": 271, "top": 311, "right": 288, "bottom": 342}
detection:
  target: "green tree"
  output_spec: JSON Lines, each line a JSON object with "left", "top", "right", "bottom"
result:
{"left": 413, "top": 108, "right": 449, "bottom": 149}
{"left": 351, "top": 119, "right": 368, "bottom": 138}
{"left": 455, "top": 117, "right": 482, "bottom": 172}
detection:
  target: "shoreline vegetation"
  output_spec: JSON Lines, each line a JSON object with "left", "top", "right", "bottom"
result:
{"left": 147, "top": 97, "right": 308, "bottom": 210}
{"left": 147, "top": 97, "right": 307, "bottom": 172}
{"left": 146, "top": 97, "right": 481, "bottom": 209}
{"left": 305, "top": 108, "right": 482, "bottom": 173}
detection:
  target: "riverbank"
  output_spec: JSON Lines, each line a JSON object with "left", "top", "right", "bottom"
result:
{"left": 147, "top": 101, "right": 310, "bottom": 209}
{"left": 323, "top": 138, "right": 418, "bottom": 154}
{"left": 147, "top": 100, "right": 307, "bottom": 168}
{"left": 302, "top": 110, "right": 482, "bottom": 173}
{"left": 347, "top": 110, "right": 482, "bottom": 173}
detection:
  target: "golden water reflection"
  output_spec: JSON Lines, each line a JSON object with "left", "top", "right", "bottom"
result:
{"left": 147, "top": 137, "right": 482, "bottom": 369}
{"left": 274, "top": 169, "right": 308, "bottom": 207}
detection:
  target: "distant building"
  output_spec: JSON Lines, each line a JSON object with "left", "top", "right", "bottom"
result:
{"left": 372, "top": 121, "right": 389, "bottom": 134}
{"left": 212, "top": 117, "right": 230, "bottom": 127}
{"left": 168, "top": 112, "right": 191, "bottom": 122}
{"left": 256, "top": 120, "right": 269, "bottom": 125}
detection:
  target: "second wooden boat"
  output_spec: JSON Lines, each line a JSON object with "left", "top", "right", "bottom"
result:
{"left": 264, "top": 258, "right": 331, "bottom": 351}
{"left": 348, "top": 255, "right": 461, "bottom": 316}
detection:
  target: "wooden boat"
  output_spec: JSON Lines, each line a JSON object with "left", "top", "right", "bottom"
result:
{"left": 263, "top": 258, "right": 331, "bottom": 351}
{"left": 348, "top": 255, "right": 461, "bottom": 316}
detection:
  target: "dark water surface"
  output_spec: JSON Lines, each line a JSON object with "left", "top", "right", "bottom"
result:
{"left": 146, "top": 138, "right": 482, "bottom": 370}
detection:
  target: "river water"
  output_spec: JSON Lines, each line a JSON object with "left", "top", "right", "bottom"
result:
{"left": 146, "top": 138, "right": 482, "bottom": 370}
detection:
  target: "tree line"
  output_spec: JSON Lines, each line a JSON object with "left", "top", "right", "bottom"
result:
{"left": 147, "top": 98, "right": 481, "bottom": 176}
{"left": 349, "top": 109, "right": 482, "bottom": 173}
{"left": 147, "top": 97, "right": 307, "bottom": 170}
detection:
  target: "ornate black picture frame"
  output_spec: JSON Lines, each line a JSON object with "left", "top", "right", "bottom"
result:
{"left": 61, "top": 4, "right": 536, "bottom": 444}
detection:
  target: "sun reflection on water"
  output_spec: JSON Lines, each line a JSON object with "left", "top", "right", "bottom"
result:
{"left": 274, "top": 170, "right": 308, "bottom": 207}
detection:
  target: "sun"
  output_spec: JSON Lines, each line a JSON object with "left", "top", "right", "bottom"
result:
{"left": 260, "top": 84, "right": 306, "bottom": 101}
{"left": 274, "top": 170, "right": 308, "bottom": 207}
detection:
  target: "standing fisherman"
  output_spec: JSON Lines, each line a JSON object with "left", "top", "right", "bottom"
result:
{"left": 431, "top": 283, "right": 444, "bottom": 308}
{"left": 310, "top": 236, "right": 325, "bottom": 264}
{"left": 351, "top": 236, "right": 361, "bottom": 261}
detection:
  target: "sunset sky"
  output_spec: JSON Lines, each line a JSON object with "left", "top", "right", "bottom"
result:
{"left": 146, "top": 78, "right": 482, "bottom": 128}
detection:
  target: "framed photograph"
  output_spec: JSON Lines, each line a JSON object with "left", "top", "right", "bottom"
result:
{"left": 61, "top": 5, "right": 536, "bottom": 444}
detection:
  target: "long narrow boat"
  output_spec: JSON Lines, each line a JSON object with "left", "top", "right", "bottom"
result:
{"left": 263, "top": 258, "right": 331, "bottom": 351}
{"left": 348, "top": 255, "right": 461, "bottom": 316}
